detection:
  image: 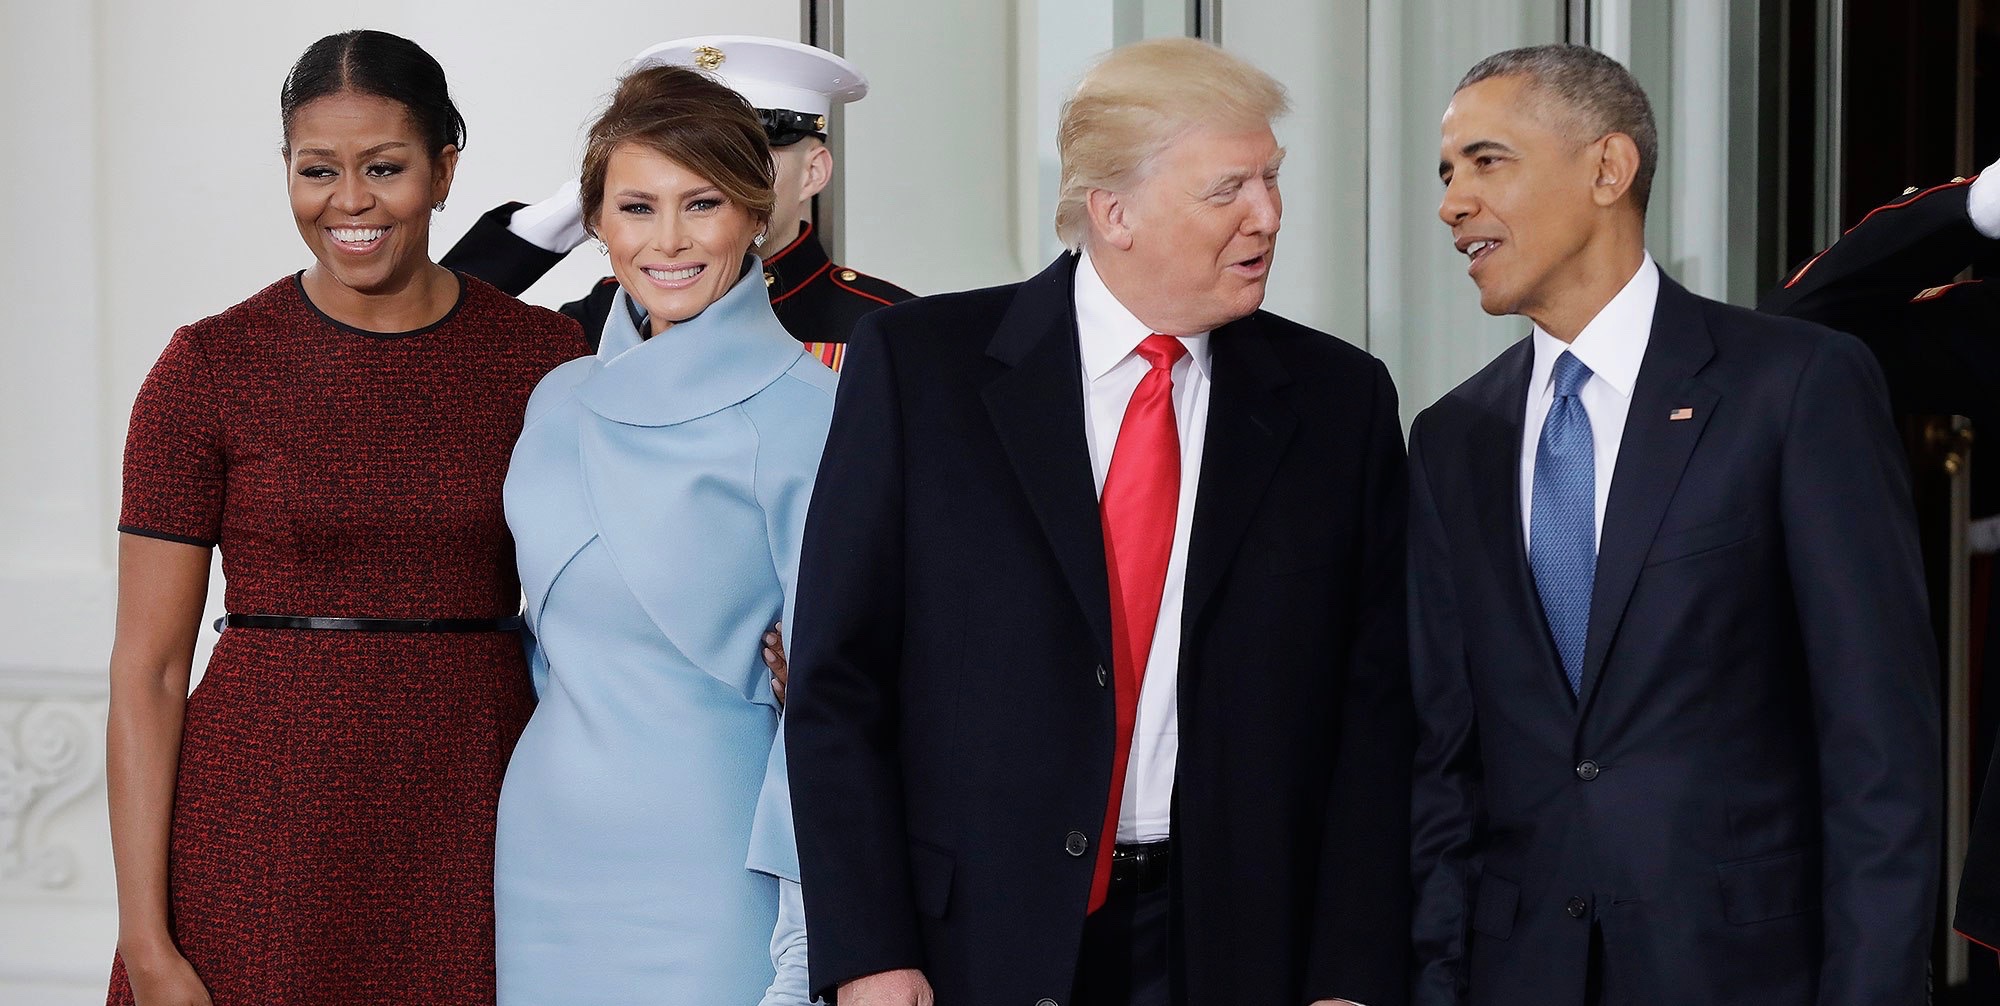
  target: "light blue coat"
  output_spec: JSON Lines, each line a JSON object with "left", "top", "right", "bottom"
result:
{"left": 495, "top": 261, "right": 832, "bottom": 1006}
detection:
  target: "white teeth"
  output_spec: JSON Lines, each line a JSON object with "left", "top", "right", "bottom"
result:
{"left": 331, "top": 227, "right": 385, "bottom": 243}
{"left": 1466, "top": 240, "right": 1496, "bottom": 258}
{"left": 644, "top": 265, "right": 703, "bottom": 281}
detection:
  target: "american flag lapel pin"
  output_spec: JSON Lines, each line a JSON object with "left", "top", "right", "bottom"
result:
{"left": 1669, "top": 407, "right": 1695, "bottom": 421}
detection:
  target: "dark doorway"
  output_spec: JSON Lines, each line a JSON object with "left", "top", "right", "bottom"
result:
{"left": 1775, "top": 2, "right": 2000, "bottom": 1000}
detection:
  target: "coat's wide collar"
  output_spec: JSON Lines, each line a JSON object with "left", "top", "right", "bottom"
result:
{"left": 580, "top": 256, "right": 806, "bottom": 427}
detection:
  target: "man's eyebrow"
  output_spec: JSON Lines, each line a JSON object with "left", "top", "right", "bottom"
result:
{"left": 1204, "top": 150, "right": 1290, "bottom": 193}
{"left": 1439, "top": 139, "right": 1516, "bottom": 179}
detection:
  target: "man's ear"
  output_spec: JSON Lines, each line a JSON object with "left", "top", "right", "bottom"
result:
{"left": 1087, "top": 187, "right": 1134, "bottom": 251}
{"left": 1590, "top": 133, "right": 1640, "bottom": 209}
{"left": 799, "top": 142, "right": 834, "bottom": 201}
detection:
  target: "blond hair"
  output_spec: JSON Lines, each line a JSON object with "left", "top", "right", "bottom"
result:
{"left": 1054, "top": 38, "right": 1290, "bottom": 250}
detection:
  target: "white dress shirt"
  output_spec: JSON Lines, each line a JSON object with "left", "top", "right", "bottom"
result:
{"left": 1074, "top": 252, "right": 1210, "bottom": 844}
{"left": 1519, "top": 255, "right": 1659, "bottom": 549}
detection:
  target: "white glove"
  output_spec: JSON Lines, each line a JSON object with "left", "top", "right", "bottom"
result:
{"left": 506, "top": 178, "right": 590, "bottom": 254}
{"left": 1967, "top": 155, "right": 2000, "bottom": 240}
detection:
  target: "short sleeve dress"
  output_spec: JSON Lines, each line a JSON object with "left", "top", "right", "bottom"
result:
{"left": 106, "top": 273, "right": 587, "bottom": 1006}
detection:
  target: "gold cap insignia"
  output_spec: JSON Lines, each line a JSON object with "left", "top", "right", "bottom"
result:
{"left": 694, "top": 46, "right": 726, "bottom": 71}
{"left": 815, "top": 115, "right": 827, "bottom": 132}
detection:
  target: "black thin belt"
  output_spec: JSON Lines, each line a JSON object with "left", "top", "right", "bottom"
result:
{"left": 1110, "top": 839, "right": 1173, "bottom": 893}
{"left": 216, "top": 614, "right": 524, "bottom": 633}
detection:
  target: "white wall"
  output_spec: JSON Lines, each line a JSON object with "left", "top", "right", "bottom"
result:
{"left": 0, "top": 3, "right": 796, "bottom": 1001}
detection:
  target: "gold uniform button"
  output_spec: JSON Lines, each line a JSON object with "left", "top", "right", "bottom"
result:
{"left": 764, "top": 271, "right": 777, "bottom": 288}
{"left": 839, "top": 269, "right": 859, "bottom": 282}
{"left": 1953, "top": 176, "right": 1968, "bottom": 183}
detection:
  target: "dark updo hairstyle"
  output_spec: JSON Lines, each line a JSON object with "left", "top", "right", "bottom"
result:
{"left": 280, "top": 29, "right": 466, "bottom": 157}
{"left": 580, "top": 65, "right": 776, "bottom": 237}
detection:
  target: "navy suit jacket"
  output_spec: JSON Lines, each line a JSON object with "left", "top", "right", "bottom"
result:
{"left": 786, "top": 255, "right": 1413, "bottom": 1005}
{"left": 1407, "top": 272, "right": 1940, "bottom": 1006}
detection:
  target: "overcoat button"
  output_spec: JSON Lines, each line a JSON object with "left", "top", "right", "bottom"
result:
{"left": 1064, "top": 831, "right": 1089, "bottom": 856}
{"left": 1095, "top": 664, "right": 1108, "bottom": 687}
{"left": 1566, "top": 896, "right": 1589, "bottom": 918}
{"left": 1037, "top": 999, "right": 1061, "bottom": 1006}
{"left": 1576, "top": 760, "right": 1601, "bottom": 781}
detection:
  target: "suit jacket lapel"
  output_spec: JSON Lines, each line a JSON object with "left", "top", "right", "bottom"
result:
{"left": 1576, "top": 276, "right": 1719, "bottom": 712}
{"left": 981, "top": 256, "right": 1114, "bottom": 668}
{"left": 1468, "top": 341, "right": 1575, "bottom": 709}
{"left": 1182, "top": 319, "right": 1297, "bottom": 630}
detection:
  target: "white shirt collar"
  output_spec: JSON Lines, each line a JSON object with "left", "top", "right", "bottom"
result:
{"left": 1529, "top": 253, "right": 1659, "bottom": 400}
{"left": 1074, "top": 251, "right": 1212, "bottom": 382}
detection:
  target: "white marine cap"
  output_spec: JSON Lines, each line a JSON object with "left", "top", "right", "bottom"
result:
{"left": 630, "top": 35, "right": 869, "bottom": 123}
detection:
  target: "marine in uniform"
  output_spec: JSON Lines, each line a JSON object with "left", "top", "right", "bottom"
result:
{"left": 1760, "top": 165, "right": 2000, "bottom": 960}
{"left": 442, "top": 35, "right": 913, "bottom": 369}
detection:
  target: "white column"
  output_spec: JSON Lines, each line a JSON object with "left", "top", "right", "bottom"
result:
{"left": 0, "top": 1, "right": 119, "bottom": 998}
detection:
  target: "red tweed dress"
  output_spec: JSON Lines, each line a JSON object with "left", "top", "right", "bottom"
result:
{"left": 107, "top": 274, "right": 586, "bottom": 1005}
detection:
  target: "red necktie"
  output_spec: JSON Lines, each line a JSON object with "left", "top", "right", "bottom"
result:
{"left": 1088, "top": 333, "right": 1187, "bottom": 913}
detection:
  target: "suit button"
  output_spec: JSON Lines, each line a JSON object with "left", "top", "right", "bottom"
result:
{"left": 1037, "top": 999, "right": 1061, "bottom": 1006}
{"left": 1095, "top": 664, "right": 1108, "bottom": 687}
{"left": 1565, "top": 896, "right": 1589, "bottom": 918}
{"left": 1064, "top": 831, "right": 1090, "bottom": 857}
{"left": 1576, "top": 760, "right": 1600, "bottom": 781}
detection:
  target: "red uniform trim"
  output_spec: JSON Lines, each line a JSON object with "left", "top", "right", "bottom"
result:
{"left": 829, "top": 271, "right": 898, "bottom": 307}
{"left": 765, "top": 221, "right": 814, "bottom": 266}
{"left": 1911, "top": 279, "right": 1983, "bottom": 302}
{"left": 770, "top": 260, "right": 834, "bottom": 305}
{"left": 1784, "top": 175, "right": 1979, "bottom": 289}
{"left": 1957, "top": 926, "right": 2000, "bottom": 954}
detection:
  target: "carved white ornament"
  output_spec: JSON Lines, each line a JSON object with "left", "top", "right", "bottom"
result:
{"left": 0, "top": 700, "right": 102, "bottom": 890}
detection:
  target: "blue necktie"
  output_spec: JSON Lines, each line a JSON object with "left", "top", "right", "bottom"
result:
{"left": 1531, "top": 351, "right": 1596, "bottom": 696}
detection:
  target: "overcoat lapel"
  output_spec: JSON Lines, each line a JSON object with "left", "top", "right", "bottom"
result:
{"left": 981, "top": 256, "right": 1115, "bottom": 669}
{"left": 1575, "top": 277, "right": 1718, "bottom": 712}
{"left": 1181, "top": 319, "right": 1295, "bottom": 632}
{"left": 1469, "top": 340, "right": 1575, "bottom": 709}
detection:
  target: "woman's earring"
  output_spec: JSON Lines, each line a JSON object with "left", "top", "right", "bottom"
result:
{"left": 433, "top": 200, "right": 446, "bottom": 212}
{"left": 596, "top": 239, "right": 608, "bottom": 256}
{"left": 753, "top": 230, "right": 768, "bottom": 249}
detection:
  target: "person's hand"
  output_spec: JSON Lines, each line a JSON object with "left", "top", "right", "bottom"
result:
{"left": 123, "top": 944, "right": 213, "bottom": 1006}
{"left": 509, "top": 178, "right": 589, "bottom": 254}
{"left": 837, "top": 968, "right": 933, "bottom": 1006}
{"left": 763, "top": 621, "right": 789, "bottom": 705}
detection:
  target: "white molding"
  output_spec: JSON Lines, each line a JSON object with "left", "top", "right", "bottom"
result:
{"left": 0, "top": 696, "right": 108, "bottom": 895}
